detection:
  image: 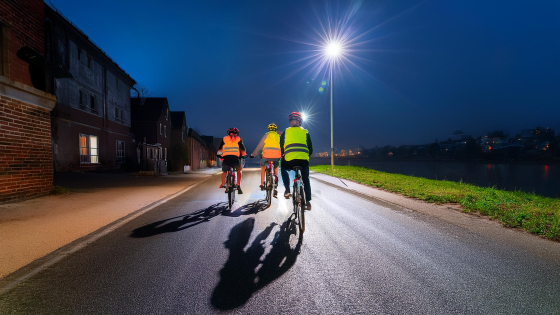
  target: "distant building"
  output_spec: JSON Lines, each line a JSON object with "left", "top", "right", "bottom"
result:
{"left": 186, "top": 128, "right": 212, "bottom": 170}
{"left": 131, "top": 97, "right": 171, "bottom": 175}
{"left": 169, "top": 111, "right": 188, "bottom": 172}
{"left": 46, "top": 3, "right": 136, "bottom": 172}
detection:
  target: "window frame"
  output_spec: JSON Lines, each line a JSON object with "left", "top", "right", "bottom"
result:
{"left": 79, "top": 134, "right": 99, "bottom": 164}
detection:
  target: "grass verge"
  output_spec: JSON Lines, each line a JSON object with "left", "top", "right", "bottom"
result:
{"left": 310, "top": 165, "right": 560, "bottom": 241}
{"left": 50, "top": 185, "right": 69, "bottom": 195}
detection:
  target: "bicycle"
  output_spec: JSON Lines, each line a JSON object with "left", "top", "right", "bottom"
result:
{"left": 290, "top": 166, "right": 306, "bottom": 234}
{"left": 223, "top": 155, "right": 247, "bottom": 210}
{"left": 264, "top": 160, "right": 278, "bottom": 207}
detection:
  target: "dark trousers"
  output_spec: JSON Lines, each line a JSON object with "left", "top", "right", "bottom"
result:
{"left": 280, "top": 159, "right": 311, "bottom": 201}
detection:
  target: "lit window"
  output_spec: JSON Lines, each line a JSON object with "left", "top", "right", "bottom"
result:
{"left": 116, "top": 140, "right": 125, "bottom": 164}
{"left": 79, "top": 134, "right": 99, "bottom": 164}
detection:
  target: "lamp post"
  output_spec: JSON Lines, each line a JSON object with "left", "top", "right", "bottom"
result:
{"left": 325, "top": 41, "right": 342, "bottom": 175}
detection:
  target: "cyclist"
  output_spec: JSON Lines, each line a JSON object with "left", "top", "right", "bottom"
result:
{"left": 217, "top": 127, "right": 247, "bottom": 194}
{"left": 280, "top": 112, "right": 313, "bottom": 210}
{"left": 250, "top": 123, "right": 282, "bottom": 198}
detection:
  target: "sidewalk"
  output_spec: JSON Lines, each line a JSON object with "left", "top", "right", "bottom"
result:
{"left": 0, "top": 168, "right": 221, "bottom": 278}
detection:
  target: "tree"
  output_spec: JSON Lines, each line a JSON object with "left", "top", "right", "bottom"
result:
{"left": 131, "top": 83, "right": 152, "bottom": 99}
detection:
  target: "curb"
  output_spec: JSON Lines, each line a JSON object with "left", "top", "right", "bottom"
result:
{"left": 0, "top": 173, "right": 217, "bottom": 296}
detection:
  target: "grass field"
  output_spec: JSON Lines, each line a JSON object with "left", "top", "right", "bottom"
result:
{"left": 310, "top": 165, "right": 560, "bottom": 241}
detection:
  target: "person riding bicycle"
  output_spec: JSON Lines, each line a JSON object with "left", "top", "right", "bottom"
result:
{"left": 217, "top": 127, "right": 247, "bottom": 194}
{"left": 280, "top": 112, "right": 313, "bottom": 210}
{"left": 250, "top": 123, "right": 282, "bottom": 198}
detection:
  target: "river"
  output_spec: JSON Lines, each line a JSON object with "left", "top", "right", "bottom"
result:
{"left": 308, "top": 158, "right": 559, "bottom": 198}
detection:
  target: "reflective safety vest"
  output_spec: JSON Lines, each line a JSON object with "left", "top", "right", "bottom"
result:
{"left": 262, "top": 131, "right": 281, "bottom": 159}
{"left": 283, "top": 127, "right": 309, "bottom": 161}
{"left": 222, "top": 135, "right": 241, "bottom": 157}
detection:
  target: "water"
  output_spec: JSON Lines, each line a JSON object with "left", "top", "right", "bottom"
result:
{"left": 310, "top": 158, "right": 559, "bottom": 198}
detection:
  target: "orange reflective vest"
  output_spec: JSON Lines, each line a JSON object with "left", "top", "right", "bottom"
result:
{"left": 262, "top": 131, "right": 281, "bottom": 159}
{"left": 222, "top": 135, "right": 242, "bottom": 157}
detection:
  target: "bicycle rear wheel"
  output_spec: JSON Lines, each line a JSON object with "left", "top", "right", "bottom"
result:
{"left": 298, "top": 186, "right": 305, "bottom": 233}
{"left": 265, "top": 171, "right": 272, "bottom": 206}
{"left": 228, "top": 175, "right": 235, "bottom": 209}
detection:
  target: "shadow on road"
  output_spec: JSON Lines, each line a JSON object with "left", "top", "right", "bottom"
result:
{"left": 222, "top": 200, "right": 270, "bottom": 217}
{"left": 211, "top": 217, "right": 302, "bottom": 310}
{"left": 130, "top": 203, "right": 227, "bottom": 238}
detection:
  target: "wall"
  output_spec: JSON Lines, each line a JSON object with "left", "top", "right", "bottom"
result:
{"left": 0, "top": 93, "right": 53, "bottom": 202}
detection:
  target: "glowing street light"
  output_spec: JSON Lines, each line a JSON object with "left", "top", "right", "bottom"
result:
{"left": 323, "top": 40, "right": 342, "bottom": 174}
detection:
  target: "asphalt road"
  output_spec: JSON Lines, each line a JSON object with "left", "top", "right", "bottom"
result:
{"left": 1, "top": 169, "right": 559, "bottom": 314}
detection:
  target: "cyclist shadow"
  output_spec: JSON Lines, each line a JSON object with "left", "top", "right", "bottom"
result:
{"left": 211, "top": 217, "right": 302, "bottom": 310}
{"left": 130, "top": 202, "right": 227, "bottom": 238}
{"left": 221, "top": 199, "right": 270, "bottom": 217}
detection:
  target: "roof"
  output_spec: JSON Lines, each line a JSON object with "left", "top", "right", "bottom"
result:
{"left": 187, "top": 128, "right": 207, "bottom": 147}
{"left": 131, "top": 97, "right": 168, "bottom": 122}
{"left": 170, "top": 111, "right": 186, "bottom": 130}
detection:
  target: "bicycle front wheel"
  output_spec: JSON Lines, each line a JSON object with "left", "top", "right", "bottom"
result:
{"left": 265, "top": 172, "right": 272, "bottom": 206}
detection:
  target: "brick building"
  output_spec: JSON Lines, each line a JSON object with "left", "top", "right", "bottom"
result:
{"left": 45, "top": 3, "right": 136, "bottom": 172}
{"left": 0, "top": 0, "right": 60, "bottom": 202}
{"left": 186, "top": 128, "right": 214, "bottom": 170}
{"left": 131, "top": 97, "right": 171, "bottom": 175}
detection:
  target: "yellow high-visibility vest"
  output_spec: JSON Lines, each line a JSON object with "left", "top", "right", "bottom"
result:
{"left": 263, "top": 131, "right": 281, "bottom": 159}
{"left": 222, "top": 135, "right": 241, "bottom": 157}
{"left": 283, "top": 127, "right": 309, "bottom": 161}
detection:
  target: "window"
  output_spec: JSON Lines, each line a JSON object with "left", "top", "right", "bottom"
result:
{"left": 116, "top": 141, "right": 125, "bottom": 164}
{"left": 164, "top": 148, "right": 167, "bottom": 160}
{"left": 79, "top": 134, "right": 99, "bottom": 164}
{"left": 0, "top": 23, "right": 8, "bottom": 77}
{"left": 181, "top": 131, "right": 184, "bottom": 142}
{"left": 160, "top": 123, "right": 162, "bottom": 135}
{"left": 166, "top": 109, "right": 169, "bottom": 121}
{"left": 116, "top": 77, "right": 119, "bottom": 90}
{"left": 77, "top": 47, "right": 82, "bottom": 60}
{"left": 79, "top": 90, "right": 83, "bottom": 106}
{"left": 90, "top": 95, "right": 95, "bottom": 111}
{"left": 87, "top": 55, "right": 92, "bottom": 68}
{"left": 120, "top": 109, "right": 124, "bottom": 123}
{"left": 164, "top": 125, "right": 167, "bottom": 137}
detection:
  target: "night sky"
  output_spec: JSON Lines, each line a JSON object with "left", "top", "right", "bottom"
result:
{"left": 49, "top": 0, "right": 560, "bottom": 153}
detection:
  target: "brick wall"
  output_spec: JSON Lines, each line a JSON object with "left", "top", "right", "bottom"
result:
{"left": 0, "top": 95, "right": 53, "bottom": 202}
{"left": 0, "top": 0, "right": 45, "bottom": 86}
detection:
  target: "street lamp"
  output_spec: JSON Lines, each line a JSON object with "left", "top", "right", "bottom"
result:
{"left": 324, "top": 40, "right": 342, "bottom": 175}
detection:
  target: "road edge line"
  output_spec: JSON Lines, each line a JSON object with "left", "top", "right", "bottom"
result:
{"left": 0, "top": 173, "right": 217, "bottom": 296}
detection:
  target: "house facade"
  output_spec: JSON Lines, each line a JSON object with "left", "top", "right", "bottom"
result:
{"left": 0, "top": 0, "right": 59, "bottom": 202}
{"left": 186, "top": 128, "right": 213, "bottom": 170}
{"left": 131, "top": 97, "right": 171, "bottom": 175}
{"left": 45, "top": 4, "right": 136, "bottom": 172}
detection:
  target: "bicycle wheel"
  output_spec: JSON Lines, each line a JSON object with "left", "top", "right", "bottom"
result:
{"left": 265, "top": 171, "right": 272, "bottom": 206}
{"left": 228, "top": 175, "right": 235, "bottom": 209}
{"left": 298, "top": 186, "right": 305, "bottom": 233}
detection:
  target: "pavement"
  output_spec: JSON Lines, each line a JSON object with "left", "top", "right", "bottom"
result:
{"left": 0, "top": 168, "right": 221, "bottom": 279}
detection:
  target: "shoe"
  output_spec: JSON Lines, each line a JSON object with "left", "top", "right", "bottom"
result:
{"left": 238, "top": 187, "right": 243, "bottom": 194}
{"left": 305, "top": 201, "right": 311, "bottom": 210}
{"left": 259, "top": 184, "right": 265, "bottom": 191}
{"left": 273, "top": 190, "right": 278, "bottom": 198}
{"left": 284, "top": 192, "right": 291, "bottom": 199}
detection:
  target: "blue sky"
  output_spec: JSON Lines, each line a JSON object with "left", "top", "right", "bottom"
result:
{"left": 49, "top": 0, "right": 560, "bottom": 152}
